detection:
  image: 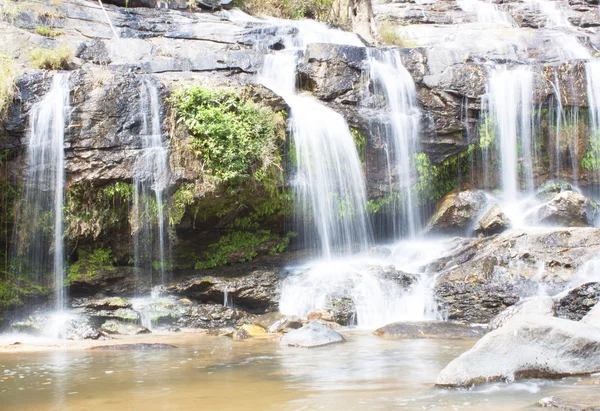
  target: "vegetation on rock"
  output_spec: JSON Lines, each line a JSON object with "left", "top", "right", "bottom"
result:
{"left": 68, "top": 246, "right": 116, "bottom": 283}
{"left": 0, "top": 53, "right": 16, "bottom": 118}
{"left": 35, "top": 25, "right": 63, "bottom": 38}
{"left": 29, "top": 44, "right": 73, "bottom": 70}
{"left": 234, "top": 0, "right": 336, "bottom": 23}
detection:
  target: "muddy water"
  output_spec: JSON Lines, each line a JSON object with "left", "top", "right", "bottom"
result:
{"left": 0, "top": 332, "right": 598, "bottom": 410}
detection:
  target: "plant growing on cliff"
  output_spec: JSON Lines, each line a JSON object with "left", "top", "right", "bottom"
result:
{"left": 234, "top": 0, "right": 335, "bottom": 23}
{"left": 377, "top": 22, "right": 416, "bottom": 48}
{"left": 29, "top": 44, "right": 73, "bottom": 70}
{"left": 68, "top": 246, "right": 116, "bottom": 283}
{"left": 0, "top": 53, "right": 16, "bottom": 118}
{"left": 172, "top": 86, "right": 284, "bottom": 185}
{"left": 35, "top": 25, "right": 64, "bottom": 38}
{"left": 582, "top": 132, "right": 600, "bottom": 171}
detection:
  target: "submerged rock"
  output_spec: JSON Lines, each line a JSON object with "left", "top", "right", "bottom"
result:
{"left": 425, "top": 190, "right": 487, "bottom": 235}
{"left": 473, "top": 204, "right": 510, "bottom": 236}
{"left": 436, "top": 315, "right": 600, "bottom": 387}
{"left": 529, "top": 191, "right": 598, "bottom": 227}
{"left": 89, "top": 343, "right": 176, "bottom": 350}
{"left": 252, "top": 312, "right": 302, "bottom": 333}
{"left": 487, "top": 296, "right": 555, "bottom": 331}
{"left": 554, "top": 282, "right": 600, "bottom": 321}
{"left": 280, "top": 321, "right": 345, "bottom": 348}
{"left": 374, "top": 321, "right": 486, "bottom": 339}
{"left": 100, "top": 320, "right": 150, "bottom": 335}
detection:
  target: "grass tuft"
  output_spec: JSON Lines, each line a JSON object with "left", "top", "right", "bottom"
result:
{"left": 29, "top": 44, "right": 73, "bottom": 70}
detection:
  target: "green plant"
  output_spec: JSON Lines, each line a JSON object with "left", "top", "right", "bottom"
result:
{"left": 378, "top": 22, "right": 416, "bottom": 48}
{"left": 0, "top": 53, "right": 16, "bottom": 118}
{"left": 195, "top": 230, "right": 293, "bottom": 269}
{"left": 478, "top": 115, "right": 497, "bottom": 150}
{"left": 234, "top": 0, "right": 335, "bottom": 22}
{"left": 351, "top": 127, "right": 367, "bottom": 164}
{"left": 582, "top": 132, "right": 600, "bottom": 171}
{"left": 68, "top": 246, "right": 116, "bottom": 283}
{"left": 172, "top": 86, "right": 284, "bottom": 185}
{"left": 35, "top": 25, "right": 63, "bottom": 37}
{"left": 29, "top": 43, "right": 73, "bottom": 70}
{"left": 169, "top": 183, "right": 195, "bottom": 226}
{"left": 366, "top": 192, "right": 401, "bottom": 214}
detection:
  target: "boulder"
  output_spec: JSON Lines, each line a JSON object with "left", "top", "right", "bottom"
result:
{"left": 100, "top": 320, "right": 150, "bottom": 335}
{"left": 425, "top": 191, "right": 487, "bottom": 235}
{"left": 238, "top": 324, "right": 266, "bottom": 337}
{"left": 373, "top": 321, "right": 486, "bottom": 339}
{"left": 487, "top": 296, "right": 554, "bottom": 331}
{"left": 473, "top": 204, "right": 510, "bottom": 236}
{"left": 436, "top": 315, "right": 600, "bottom": 387}
{"left": 280, "top": 321, "right": 345, "bottom": 348}
{"left": 252, "top": 312, "right": 302, "bottom": 333}
{"left": 582, "top": 303, "right": 600, "bottom": 327}
{"left": 535, "top": 181, "right": 574, "bottom": 202}
{"left": 232, "top": 328, "right": 250, "bottom": 340}
{"left": 528, "top": 191, "right": 598, "bottom": 227}
{"left": 554, "top": 283, "right": 600, "bottom": 321}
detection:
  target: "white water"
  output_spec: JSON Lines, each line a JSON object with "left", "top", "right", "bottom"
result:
{"left": 133, "top": 79, "right": 169, "bottom": 288}
{"left": 485, "top": 67, "right": 535, "bottom": 203}
{"left": 259, "top": 24, "right": 370, "bottom": 258}
{"left": 457, "top": 0, "right": 514, "bottom": 26}
{"left": 15, "top": 73, "right": 70, "bottom": 313}
{"left": 367, "top": 49, "right": 422, "bottom": 238}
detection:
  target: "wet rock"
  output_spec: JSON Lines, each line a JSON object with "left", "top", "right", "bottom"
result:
{"left": 86, "top": 308, "right": 141, "bottom": 323}
{"left": 436, "top": 315, "right": 600, "bottom": 387}
{"left": 11, "top": 315, "right": 101, "bottom": 340}
{"left": 431, "top": 229, "right": 600, "bottom": 324}
{"left": 69, "top": 267, "right": 138, "bottom": 297}
{"left": 100, "top": 320, "right": 150, "bottom": 335}
{"left": 425, "top": 190, "right": 487, "bottom": 235}
{"left": 535, "top": 181, "right": 574, "bottom": 202}
{"left": 72, "top": 297, "right": 132, "bottom": 310}
{"left": 488, "top": 297, "right": 554, "bottom": 331}
{"left": 374, "top": 321, "right": 486, "bottom": 339}
{"left": 176, "top": 304, "right": 251, "bottom": 330}
{"left": 252, "top": 312, "right": 302, "bottom": 333}
{"left": 206, "top": 327, "right": 236, "bottom": 337}
{"left": 528, "top": 191, "right": 599, "bottom": 227}
{"left": 554, "top": 283, "right": 600, "bottom": 321}
{"left": 474, "top": 204, "right": 511, "bottom": 236}
{"left": 237, "top": 324, "right": 266, "bottom": 337}
{"left": 89, "top": 343, "right": 176, "bottom": 350}
{"left": 280, "top": 321, "right": 345, "bottom": 348}
{"left": 325, "top": 295, "right": 357, "bottom": 326}
{"left": 196, "top": 0, "right": 234, "bottom": 10}
{"left": 582, "top": 303, "right": 600, "bottom": 327}
{"left": 64, "top": 318, "right": 103, "bottom": 340}
{"left": 537, "top": 396, "right": 600, "bottom": 410}
{"left": 232, "top": 327, "right": 250, "bottom": 340}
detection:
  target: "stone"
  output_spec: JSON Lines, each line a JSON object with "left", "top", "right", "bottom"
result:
{"left": 487, "top": 296, "right": 555, "bottom": 331}
{"left": 554, "top": 283, "right": 600, "bottom": 321}
{"left": 252, "top": 312, "right": 302, "bottom": 333}
{"left": 425, "top": 190, "right": 487, "bottom": 235}
{"left": 582, "top": 303, "right": 600, "bottom": 327}
{"left": 238, "top": 324, "right": 266, "bottom": 337}
{"left": 89, "top": 343, "right": 176, "bottom": 350}
{"left": 86, "top": 308, "right": 141, "bottom": 323}
{"left": 100, "top": 320, "right": 151, "bottom": 335}
{"left": 538, "top": 396, "right": 600, "bottom": 410}
{"left": 436, "top": 315, "right": 600, "bottom": 387}
{"left": 232, "top": 328, "right": 250, "bottom": 340}
{"left": 72, "top": 297, "right": 132, "bottom": 310}
{"left": 473, "top": 204, "right": 510, "bottom": 236}
{"left": 374, "top": 321, "right": 486, "bottom": 339}
{"left": 528, "top": 191, "right": 599, "bottom": 227}
{"left": 280, "top": 321, "right": 345, "bottom": 348}
{"left": 535, "top": 181, "right": 574, "bottom": 202}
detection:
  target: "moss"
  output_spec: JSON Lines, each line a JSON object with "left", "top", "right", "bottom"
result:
{"left": 29, "top": 44, "right": 73, "bottom": 70}
{"left": 0, "top": 277, "right": 48, "bottom": 311}
{"left": 366, "top": 192, "right": 401, "bottom": 214}
{"left": 68, "top": 246, "right": 116, "bottom": 283}
{"left": 351, "top": 127, "right": 367, "bottom": 164}
{"left": 35, "top": 26, "right": 64, "bottom": 38}
{"left": 195, "top": 230, "right": 294, "bottom": 269}
{"left": 478, "top": 115, "right": 497, "bottom": 150}
{"left": 65, "top": 181, "right": 133, "bottom": 240}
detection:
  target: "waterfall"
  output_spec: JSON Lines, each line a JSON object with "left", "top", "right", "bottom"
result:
{"left": 132, "top": 78, "right": 170, "bottom": 290}
{"left": 367, "top": 49, "right": 421, "bottom": 238}
{"left": 12, "top": 73, "right": 70, "bottom": 313}
{"left": 485, "top": 67, "right": 535, "bottom": 202}
{"left": 259, "top": 25, "right": 370, "bottom": 258}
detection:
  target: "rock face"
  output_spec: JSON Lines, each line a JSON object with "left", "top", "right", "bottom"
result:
{"left": 436, "top": 315, "right": 600, "bottom": 387}
{"left": 487, "top": 296, "right": 554, "bottom": 331}
{"left": 373, "top": 321, "right": 486, "bottom": 339}
{"left": 554, "top": 283, "right": 600, "bottom": 321}
{"left": 431, "top": 228, "right": 600, "bottom": 324}
{"left": 473, "top": 205, "right": 510, "bottom": 236}
{"left": 528, "top": 191, "right": 599, "bottom": 227}
{"left": 582, "top": 303, "right": 600, "bottom": 326}
{"left": 425, "top": 191, "right": 487, "bottom": 235}
{"left": 280, "top": 321, "right": 345, "bottom": 348}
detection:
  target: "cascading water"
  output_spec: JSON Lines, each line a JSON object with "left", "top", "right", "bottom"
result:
{"left": 367, "top": 48, "right": 422, "bottom": 238}
{"left": 11, "top": 73, "right": 70, "bottom": 315}
{"left": 132, "top": 78, "right": 170, "bottom": 290}
{"left": 483, "top": 67, "right": 535, "bottom": 222}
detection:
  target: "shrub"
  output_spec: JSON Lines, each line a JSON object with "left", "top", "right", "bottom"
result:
{"left": 0, "top": 53, "right": 16, "bottom": 117}
{"left": 29, "top": 44, "right": 73, "bottom": 70}
{"left": 234, "top": 0, "right": 335, "bottom": 22}
{"left": 378, "top": 22, "right": 416, "bottom": 48}
{"left": 35, "top": 25, "right": 64, "bottom": 38}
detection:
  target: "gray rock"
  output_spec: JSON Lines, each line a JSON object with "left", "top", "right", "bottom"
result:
{"left": 537, "top": 396, "right": 600, "bottom": 410}
{"left": 488, "top": 296, "right": 555, "bottom": 331}
{"left": 474, "top": 204, "right": 510, "bottom": 236}
{"left": 374, "top": 321, "right": 486, "bottom": 339}
{"left": 280, "top": 321, "right": 345, "bottom": 348}
{"left": 100, "top": 320, "right": 150, "bottom": 335}
{"left": 72, "top": 297, "right": 132, "bottom": 310}
{"left": 529, "top": 191, "right": 599, "bottom": 227}
{"left": 425, "top": 191, "right": 487, "bottom": 235}
{"left": 436, "top": 315, "right": 600, "bottom": 387}
{"left": 252, "top": 312, "right": 302, "bottom": 333}
{"left": 554, "top": 283, "right": 600, "bottom": 321}
{"left": 582, "top": 303, "right": 600, "bottom": 327}
{"left": 535, "top": 181, "right": 574, "bottom": 202}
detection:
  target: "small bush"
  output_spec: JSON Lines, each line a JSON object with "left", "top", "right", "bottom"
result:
{"left": 235, "top": 0, "right": 335, "bottom": 22}
{"left": 378, "top": 22, "right": 416, "bottom": 48}
{"left": 29, "top": 44, "right": 73, "bottom": 70}
{"left": 35, "top": 25, "right": 64, "bottom": 38}
{"left": 0, "top": 53, "right": 16, "bottom": 117}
